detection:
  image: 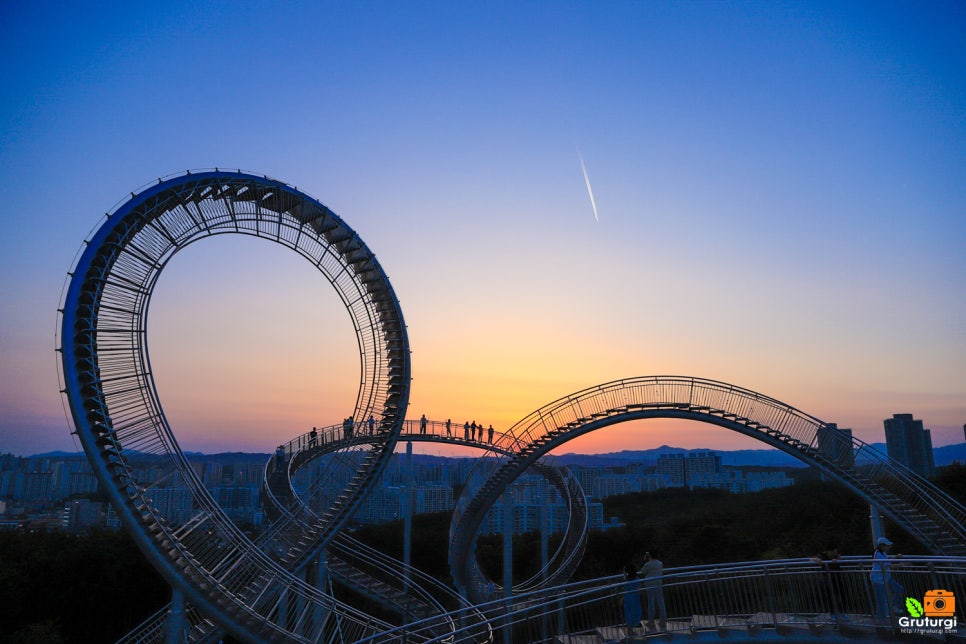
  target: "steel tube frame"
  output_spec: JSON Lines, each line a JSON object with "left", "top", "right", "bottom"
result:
{"left": 59, "top": 171, "right": 410, "bottom": 642}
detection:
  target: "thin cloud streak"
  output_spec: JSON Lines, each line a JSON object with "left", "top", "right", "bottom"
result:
{"left": 577, "top": 149, "right": 599, "bottom": 223}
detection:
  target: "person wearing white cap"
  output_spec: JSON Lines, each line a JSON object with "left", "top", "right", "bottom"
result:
{"left": 870, "top": 536, "right": 903, "bottom": 620}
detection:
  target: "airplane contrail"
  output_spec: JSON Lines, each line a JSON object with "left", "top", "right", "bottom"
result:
{"left": 577, "top": 149, "right": 599, "bottom": 222}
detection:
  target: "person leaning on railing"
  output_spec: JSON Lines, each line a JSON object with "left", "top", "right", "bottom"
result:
{"left": 870, "top": 537, "right": 904, "bottom": 620}
{"left": 811, "top": 544, "right": 845, "bottom": 619}
{"left": 640, "top": 551, "right": 667, "bottom": 631}
{"left": 619, "top": 564, "right": 644, "bottom": 639}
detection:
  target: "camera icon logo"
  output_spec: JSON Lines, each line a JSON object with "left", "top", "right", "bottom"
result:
{"left": 924, "top": 589, "right": 956, "bottom": 617}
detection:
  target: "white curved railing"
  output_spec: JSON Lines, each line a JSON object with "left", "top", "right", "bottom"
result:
{"left": 450, "top": 375, "right": 966, "bottom": 600}
{"left": 358, "top": 556, "right": 966, "bottom": 643}
{"left": 272, "top": 421, "right": 584, "bottom": 633}
{"left": 266, "top": 419, "right": 591, "bottom": 600}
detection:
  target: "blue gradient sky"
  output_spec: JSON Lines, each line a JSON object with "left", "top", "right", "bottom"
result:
{"left": 1, "top": 1, "right": 964, "bottom": 456}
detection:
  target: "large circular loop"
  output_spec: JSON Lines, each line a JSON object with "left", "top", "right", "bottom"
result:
{"left": 59, "top": 171, "right": 410, "bottom": 641}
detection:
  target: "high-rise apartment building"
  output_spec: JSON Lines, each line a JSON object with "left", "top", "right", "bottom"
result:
{"left": 657, "top": 453, "right": 686, "bottom": 487}
{"left": 884, "top": 413, "right": 935, "bottom": 478}
{"left": 22, "top": 471, "right": 53, "bottom": 505}
{"left": 657, "top": 451, "right": 722, "bottom": 488}
{"left": 686, "top": 451, "right": 722, "bottom": 480}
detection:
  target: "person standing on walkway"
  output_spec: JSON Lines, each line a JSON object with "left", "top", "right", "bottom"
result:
{"left": 812, "top": 543, "right": 845, "bottom": 619}
{"left": 871, "top": 536, "right": 903, "bottom": 620}
{"left": 309, "top": 427, "right": 318, "bottom": 448}
{"left": 487, "top": 424, "right": 494, "bottom": 443}
{"left": 445, "top": 418, "right": 452, "bottom": 437}
{"left": 420, "top": 414, "right": 427, "bottom": 434}
{"left": 368, "top": 414, "right": 375, "bottom": 435}
{"left": 620, "top": 564, "right": 643, "bottom": 639}
{"left": 641, "top": 550, "right": 667, "bottom": 631}
{"left": 463, "top": 421, "right": 470, "bottom": 441}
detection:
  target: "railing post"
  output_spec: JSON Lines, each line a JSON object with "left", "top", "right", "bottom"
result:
{"left": 869, "top": 505, "right": 885, "bottom": 545}
{"left": 503, "top": 491, "right": 513, "bottom": 643}
{"left": 164, "top": 585, "right": 185, "bottom": 644}
{"left": 404, "top": 440, "right": 413, "bottom": 624}
{"left": 928, "top": 560, "right": 940, "bottom": 591}
{"left": 826, "top": 564, "right": 841, "bottom": 621}
{"left": 540, "top": 501, "right": 549, "bottom": 641}
{"left": 312, "top": 552, "right": 328, "bottom": 634}
{"left": 763, "top": 566, "right": 778, "bottom": 628}
{"left": 278, "top": 582, "right": 289, "bottom": 631}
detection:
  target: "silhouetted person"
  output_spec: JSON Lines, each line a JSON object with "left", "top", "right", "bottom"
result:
{"left": 445, "top": 418, "right": 452, "bottom": 437}
{"left": 471, "top": 421, "right": 478, "bottom": 441}
{"left": 812, "top": 544, "right": 844, "bottom": 618}
{"left": 347, "top": 416, "right": 354, "bottom": 438}
{"left": 871, "top": 536, "right": 903, "bottom": 620}
{"left": 621, "top": 563, "right": 643, "bottom": 639}
{"left": 368, "top": 414, "right": 375, "bottom": 435}
{"left": 275, "top": 445, "right": 285, "bottom": 472}
{"left": 309, "top": 427, "right": 318, "bottom": 448}
{"left": 641, "top": 551, "right": 666, "bottom": 630}
{"left": 420, "top": 414, "right": 427, "bottom": 434}
{"left": 488, "top": 424, "right": 494, "bottom": 443}
{"left": 464, "top": 421, "right": 470, "bottom": 441}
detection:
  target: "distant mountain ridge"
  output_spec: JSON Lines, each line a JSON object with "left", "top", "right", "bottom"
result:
{"left": 554, "top": 443, "right": 966, "bottom": 468}
{"left": 553, "top": 445, "right": 806, "bottom": 468}
{"left": 23, "top": 443, "right": 966, "bottom": 467}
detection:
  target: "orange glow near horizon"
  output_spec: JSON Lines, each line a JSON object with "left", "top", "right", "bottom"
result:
{"left": 403, "top": 418, "right": 787, "bottom": 460}
{"left": 135, "top": 234, "right": 966, "bottom": 457}
{"left": 2, "top": 3, "right": 965, "bottom": 462}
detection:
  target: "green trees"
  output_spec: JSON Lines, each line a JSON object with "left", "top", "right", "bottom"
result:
{"left": 3, "top": 464, "right": 962, "bottom": 639}
{"left": 354, "top": 468, "right": 966, "bottom": 586}
{"left": 0, "top": 529, "right": 167, "bottom": 643}
{"left": 586, "top": 481, "right": 874, "bottom": 577}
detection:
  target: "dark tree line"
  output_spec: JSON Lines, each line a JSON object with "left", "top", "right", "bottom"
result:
{"left": 0, "top": 529, "right": 168, "bottom": 643}
{"left": 2, "top": 463, "right": 962, "bottom": 641}
{"left": 356, "top": 463, "right": 966, "bottom": 584}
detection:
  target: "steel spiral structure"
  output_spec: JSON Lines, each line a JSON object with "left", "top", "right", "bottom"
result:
{"left": 449, "top": 375, "right": 966, "bottom": 599}
{"left": 59, "top": 173, "right": 966, "bottom": 643}
{"left": 265, "top": 420, "right": 589, "bottom": 605}
{"left": 58, "top": 171, "right": 410, "bottom": 642}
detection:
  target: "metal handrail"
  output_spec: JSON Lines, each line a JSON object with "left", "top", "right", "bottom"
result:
{"left": 272, "top": 420, "right": 585, "bottom": 635}
{"left": 358, "top": 555, "right": 966, "bottom": 643}
{"left": 269, "top": 419, "right": 591, "bottom": 601}
{"left": 449, "top": 374, "right": 966, "bottom": 605}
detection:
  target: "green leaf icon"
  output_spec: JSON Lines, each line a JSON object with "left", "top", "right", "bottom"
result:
{"left": 906, "top": 597, "right": 924, "bottom": 617}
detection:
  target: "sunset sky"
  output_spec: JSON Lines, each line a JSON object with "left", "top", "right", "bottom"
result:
{"left": 1, "top": 2, "right": 964, "bottom": 458}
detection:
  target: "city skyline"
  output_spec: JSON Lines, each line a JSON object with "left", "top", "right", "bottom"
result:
{"left": 0, "top": 445, "right": 801, "bottom": 533}
{"left": 2, "top": 2, "right": 964, "bottom": 457}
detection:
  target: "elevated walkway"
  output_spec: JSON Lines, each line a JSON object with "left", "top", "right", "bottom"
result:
{"left": 451, "top": 377, "right": 966, "bottom": 603}
{"left": 358, "top": 556, "right": 966, "bottom": 643}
